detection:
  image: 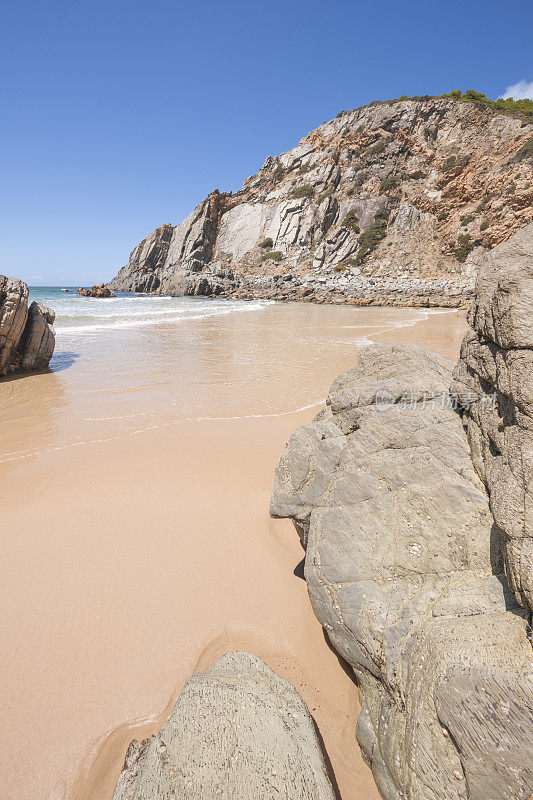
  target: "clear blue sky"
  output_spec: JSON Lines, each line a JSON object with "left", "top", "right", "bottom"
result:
{"left": 1, "top": 0, "right": 532, "bottom": 286}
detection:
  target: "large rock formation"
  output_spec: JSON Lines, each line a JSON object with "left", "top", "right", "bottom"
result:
{"left": 451, "top": 223, "right": 533, "bottom": 614}
{"left": 109, "top": 94, "right": 532, "bottom": 306}
{"left": 0, "top": 276, "right": 55, "bottom": 375}
{"left": 113, "top": 652, "right": 335, "bottom": 800}
{"left": 271, "top": 343, "right": 532, "bottom": 800}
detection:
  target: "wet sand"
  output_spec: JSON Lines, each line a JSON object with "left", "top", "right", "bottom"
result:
{"left": 0, "top": 300, "right": 467, "bottom": 800}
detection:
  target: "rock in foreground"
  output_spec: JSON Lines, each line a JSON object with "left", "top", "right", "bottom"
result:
{"left": 452, "top": 223, "right": 533, "bottom": 614}
{"left": 0, "top": 276, "right": 55, "bottom": 376}
{"left": 271, "top": 343, "right": 532, "bottom": 800}
{"left": 113, "top": 652, "right": 335, "bottom": 800}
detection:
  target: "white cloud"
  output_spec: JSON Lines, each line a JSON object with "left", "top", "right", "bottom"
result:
{"left": 500, "top": 80, "right": 533, "bottom": 100}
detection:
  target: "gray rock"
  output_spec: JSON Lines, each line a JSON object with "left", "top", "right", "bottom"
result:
{"left": 0, "top": 275, "right": 29, "bottom": 372}
{"left": 20, "top": 301, "right": 56, "bottom": 371}
{"left": 113, "top": 652, "right": 336, "bottom": 800}
{"left": 0, "top": 276, "right": 55, "bottom": 375}
{"left": 271, "top": 343, "right": 532, "bottom": 800}
{"left": 451, "top": 223, "right": 533, "bottom": 614}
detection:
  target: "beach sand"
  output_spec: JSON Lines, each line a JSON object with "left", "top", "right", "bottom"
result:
{"left": 0, "top": 300, "right": 467, "bottom": 800}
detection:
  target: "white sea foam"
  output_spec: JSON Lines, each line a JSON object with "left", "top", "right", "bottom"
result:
{"left": 55, "top": 300, "right": 273, "bottom": 334}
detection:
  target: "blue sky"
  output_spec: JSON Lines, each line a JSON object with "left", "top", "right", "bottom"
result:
{"left": 1, "top": 0, "right": 532, "bottom": 286}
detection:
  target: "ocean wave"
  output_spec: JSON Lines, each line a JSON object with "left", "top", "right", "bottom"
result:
{"left": 55, "top": 300, "right": 273, "bottom": 334}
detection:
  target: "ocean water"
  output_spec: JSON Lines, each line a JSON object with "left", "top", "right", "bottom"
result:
{"left": 30, "top": 287, "right": 273, "bottom": 336}
{"left": 0, "top": 287, "right": 465, "bottom": 465}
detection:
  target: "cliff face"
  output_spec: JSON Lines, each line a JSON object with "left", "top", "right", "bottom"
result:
{"left": 452, "top": 223, "right": 533, "bottom": 615}
{"left": 0, "top": 276, "right": 55, "bottom": 376}
{"left": 109, "top": 96, "right": 532, "bottom": 306}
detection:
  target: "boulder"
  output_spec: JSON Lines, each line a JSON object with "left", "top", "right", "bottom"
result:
{"left": 0, "top": 276, "right": 55, "bottom": 375}
{"left": 77, "top": 284, "right": 116, "bottom": 298}
{"left": 113, "top": 652, "right": 335, "bottom": 800}
{"left": 271, "top": 343, "right": 532, "bottom": 800}
{"left": 20, "top": 301, "right": 56, "bottom": 371}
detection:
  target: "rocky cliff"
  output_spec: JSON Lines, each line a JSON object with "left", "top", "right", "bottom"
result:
{"left": 451, "top": 222, "right": 533, "bottom": 616}
{"left": 113, "top": 652, "right": 335, "bottom": 800}
{"left": 270, "top": 224, "right": 533, "bottom": 800}
{"left": 109, "top": 94, "right": 532, "bottom": 307}
{"left": 0, "top": 276, "right": 55, "bottom": 375}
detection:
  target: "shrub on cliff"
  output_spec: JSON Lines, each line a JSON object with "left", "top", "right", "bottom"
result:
{"left": 353, "top": 169, "right": 369, "bottom": 187}
{"left": 454, "top": 234, "right": 476, "bottom": 262}
{"left": 292, "top": 185, "right": 314, "bottom": 199}
{"left": 441, "top": 154, "right": 470, "bottom": 172}
{"left": 515, "top": 137, "right": 533, "bottom": 161}
{"left": 380, "top": 174, "right": 401, "bottom": 194}
{"left": 259, "top": 238, "right": 273, "bottom": 249}
{"left": 355, "top": 210, "right": 389, "bottom": 264}
{"left": 342, "top": 210, "right": 360, "bottom": 232}
{"left": 365, "top": 139, "right": 388, "bottom": 158}
{"left": 261, "top": 250, "right": 283, "bottom": 262}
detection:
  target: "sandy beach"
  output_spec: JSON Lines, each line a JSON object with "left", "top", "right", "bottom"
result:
{"left": 0, "top": 295, "right": 467, "bottom": 800}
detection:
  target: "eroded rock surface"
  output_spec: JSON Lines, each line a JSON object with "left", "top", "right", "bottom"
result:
{"left": 0, "top": 276, "right": 55, "bottom": 375}
{"left": 113, "top": 652, "right": 335, "bottom": 800}
{"left": 109, "top": 96, "right": 532, "bottom": 306}
{"left": 451, "top": 223, "right": 533, "bottom": 614}
{"left": 271, "top": 343, "right": 532, "bottom": 800}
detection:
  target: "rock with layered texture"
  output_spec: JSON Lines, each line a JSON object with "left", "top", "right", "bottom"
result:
{"left": 108, "top": 96, "right": 532, "bottom": 305}
{"left": 113, "top": 652, "right": 335, "bottom": 800}
{"left": 271, "top": 343, "right": 532, "bottom": 800}
{"left": 451, "top": 222, "right": 533, "bottom": 614}
{"left": 20, "top": 301, "right": 56, "bottom": 371}
{"left": 0, "top": 276, "right": 55, "bottom": 375}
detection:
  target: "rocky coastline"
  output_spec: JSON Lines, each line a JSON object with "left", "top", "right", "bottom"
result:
{"left": 156, "top": 268, "right": 474, "bottom": 308}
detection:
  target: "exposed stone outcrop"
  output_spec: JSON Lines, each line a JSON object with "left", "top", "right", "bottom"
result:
{"left": 0, "top": 276, "right": 55, "bottom": 375}
{"left": 113, "top": 652, "right": 335, "bottom": 800}
{"left": 109, "top": 96, "right": 532, "bottom": 306}
{"left": 451, "top": 223, "right": 533, "bottom": 615}
{"left": 77, "top": 283, "right": 115, "bottom": 298}
{"left": 271, "top": 343, "right": 532, "bottom": 800}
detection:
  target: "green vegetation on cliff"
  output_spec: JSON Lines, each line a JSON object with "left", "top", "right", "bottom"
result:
{"left": 335, "top": 90, "right": 533, "bottom": 122}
